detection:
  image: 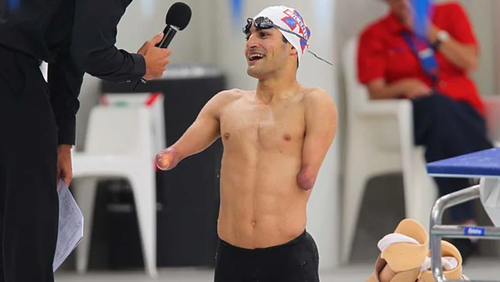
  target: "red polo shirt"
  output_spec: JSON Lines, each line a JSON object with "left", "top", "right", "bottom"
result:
{"left": 357, "top": 2, "right": 484, "bottom": 114}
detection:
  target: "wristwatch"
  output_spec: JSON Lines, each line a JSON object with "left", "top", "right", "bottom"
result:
{"left": 433, "top": 30, "right": 450, "bottom": 50}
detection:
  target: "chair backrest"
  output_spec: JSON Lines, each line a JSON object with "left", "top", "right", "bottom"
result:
{"left": 101, "top": 93, "right": 166, "bottom": 156}
{"left": 342, "top": 37, "right": 406, "bottom": 151}
{"left": 341, "top": 37, "right": 370, "bottom": 119}
{"left": 84, "top": 105, "right": 155, "bottom": 159}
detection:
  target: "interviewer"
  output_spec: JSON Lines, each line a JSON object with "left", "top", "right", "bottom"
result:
{"left": 0, "top": 0, "right": 170, "bottom": 280}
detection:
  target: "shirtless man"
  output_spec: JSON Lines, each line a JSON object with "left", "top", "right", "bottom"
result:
{"left": 155, "top": 6, "right": 337, "bottom": 282}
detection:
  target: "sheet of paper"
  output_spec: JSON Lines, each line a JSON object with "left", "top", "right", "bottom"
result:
{"left": 480, "top": 178, "right": 500, "bottom": 227}
{"left": 53, "top": 181, "right": 84, "bottom": 272}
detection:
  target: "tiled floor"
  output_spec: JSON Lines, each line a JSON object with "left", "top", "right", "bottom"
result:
{"left": 55, "top": 258, "right": 500, "bottom": 282}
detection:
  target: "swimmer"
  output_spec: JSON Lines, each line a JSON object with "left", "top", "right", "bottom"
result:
{"left": 155, "top": 5, "right": 337, "bottom": 282}
{"left": 367, "top": 218, "right": 469, "bottom": 282}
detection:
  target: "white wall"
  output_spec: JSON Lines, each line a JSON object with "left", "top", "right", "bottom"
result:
{"left": 457, "top": 0, "right": 496, "bottom": 96}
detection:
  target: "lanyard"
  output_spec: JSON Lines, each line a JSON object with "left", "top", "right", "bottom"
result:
{"left": 401, "top": 31, "right": 439, "bottom": 86}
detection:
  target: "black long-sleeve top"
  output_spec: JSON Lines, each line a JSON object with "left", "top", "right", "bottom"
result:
{"left": 0, "top": 0, "right": 146, "bottom": 145}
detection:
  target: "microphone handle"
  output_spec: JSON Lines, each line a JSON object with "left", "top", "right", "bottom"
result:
{"left": 157, "top": 25, "right": 178, "bottom": 48}
{"left": 138, "top": 26, "right": 178, "bottom": 86}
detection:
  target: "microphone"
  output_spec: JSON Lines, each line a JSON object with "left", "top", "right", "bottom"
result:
{"left": 156, "top": 2, "right": 192, "bottom": 48}
{"left": 135, "top": 2, "right": 192, "bottom": 88}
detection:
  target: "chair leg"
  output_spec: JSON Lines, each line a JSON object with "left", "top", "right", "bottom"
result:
{"left": 401, "top": 152, "right": 431, "bottom": 229}
{"left": 72, "top": 177, "right": 99, "bottom": 274}
{"left": 341, "top": 143, "right": 368, "bottom": 265}
{"left": 397, "top": 111, "right": 431, "bottom": 229}
{"left": 412, "top": 155, "right": 437, "bottom": 230}
{"left": 129, "top": 172, "right": 157, "bottom": 278}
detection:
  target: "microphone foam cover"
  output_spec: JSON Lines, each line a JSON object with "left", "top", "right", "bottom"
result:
{"left": 165, "top": 2, "right": 192, "bottom": 30}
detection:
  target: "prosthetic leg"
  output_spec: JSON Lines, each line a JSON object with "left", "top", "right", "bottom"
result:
{"left": 418, "top": 240, "right": 468, "bottom": 281}
{"left": 366, "top": 219, "right": 468, "bottom": 282}
{"left": 366, "top": 219, "right": 427, "bottom": 282}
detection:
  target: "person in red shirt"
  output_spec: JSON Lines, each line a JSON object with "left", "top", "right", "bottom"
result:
{"left": 357, "top": 0, "right": 493, "bottom": 263}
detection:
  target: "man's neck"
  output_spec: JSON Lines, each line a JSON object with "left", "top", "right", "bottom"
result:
{"left": 256, "top": 74, "right": 300, "bottom": 104}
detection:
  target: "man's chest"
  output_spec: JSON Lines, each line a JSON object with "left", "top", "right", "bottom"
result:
{"left": 219, "top": 103, "right": 305, "bottom": 149}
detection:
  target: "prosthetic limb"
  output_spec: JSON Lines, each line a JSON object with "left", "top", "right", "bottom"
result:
{"left": 418, "top": 240, "right": 469, "bottom": 282}
{"left": 365, "top": 219, "right": 428, "bottom": 282}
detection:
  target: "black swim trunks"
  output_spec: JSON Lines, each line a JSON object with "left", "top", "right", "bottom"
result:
{"left": 214, "top": 230, "right": 320, "bottom": 282}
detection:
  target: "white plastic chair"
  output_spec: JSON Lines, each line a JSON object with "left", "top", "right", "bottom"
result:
{"left": 72, "top": 105, "right": 157, "bottom": 277}
{"left": 341, "top": 37, "right": 438, "bottom": 264}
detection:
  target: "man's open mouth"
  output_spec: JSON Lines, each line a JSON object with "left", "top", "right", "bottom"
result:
{"left": 248, "top": 54, "right": 265, "bottom": 61}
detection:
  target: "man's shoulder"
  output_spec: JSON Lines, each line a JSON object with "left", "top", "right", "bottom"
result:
{"left": 302, "top": 87, "right": 336, "bottom": 109}
{"left": 215, "top": 88, "right": 251, "bottom": 100}
{"left": 302, "top": 87, "right": 332, "bottom": 101}
{"left": 217, "top": 88, "right": 252, "bottom": 97}
{"left": 211, "top": 88, "right": 250, "bottom": 105}
{"left": 302, "top": 87, "right": 337, "bottom": 122}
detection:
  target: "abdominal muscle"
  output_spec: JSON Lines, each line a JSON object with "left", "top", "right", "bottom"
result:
{"left": 216, "top": 150, "right": 310, "bottom": 249}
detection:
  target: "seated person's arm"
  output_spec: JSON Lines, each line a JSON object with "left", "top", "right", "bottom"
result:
{"left": 297, "top": 89, "right": 338, "bottom": 191}
{"left": 366, "top": 78, "right": 432, "bottom": 100}
{"left": 428, "top": 3, "right": 478, "bottom": 72}
{"left": 156, "top": 92, "right": 227, "bottom": 170}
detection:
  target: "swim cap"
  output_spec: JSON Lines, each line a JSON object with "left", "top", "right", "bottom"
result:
{"left": 253, "top": 6, "right": 311, "bottom": 62}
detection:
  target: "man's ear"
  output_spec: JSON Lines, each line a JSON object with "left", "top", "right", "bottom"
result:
{"left": 290, "top": 45, "right": 297, "bottom": 56}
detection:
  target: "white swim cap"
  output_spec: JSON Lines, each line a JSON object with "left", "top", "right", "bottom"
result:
{"left": 253, "top": 6, "right": 311, "bottom": 62}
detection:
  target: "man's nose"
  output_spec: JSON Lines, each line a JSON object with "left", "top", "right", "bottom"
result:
{"left": 246, "top": 34, "right": 258, "bottom": 49}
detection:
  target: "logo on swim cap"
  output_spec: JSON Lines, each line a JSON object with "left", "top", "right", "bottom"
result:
{"left": 280, "top": 9, "right": 311, "bottom": 53}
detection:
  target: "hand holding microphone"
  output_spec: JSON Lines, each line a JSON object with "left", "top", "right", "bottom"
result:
{"left": 137, "top": 2, "right": 192, "bottom": 84}
{"left": 137, "top": 32, "right": 172, "bottom": 81}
